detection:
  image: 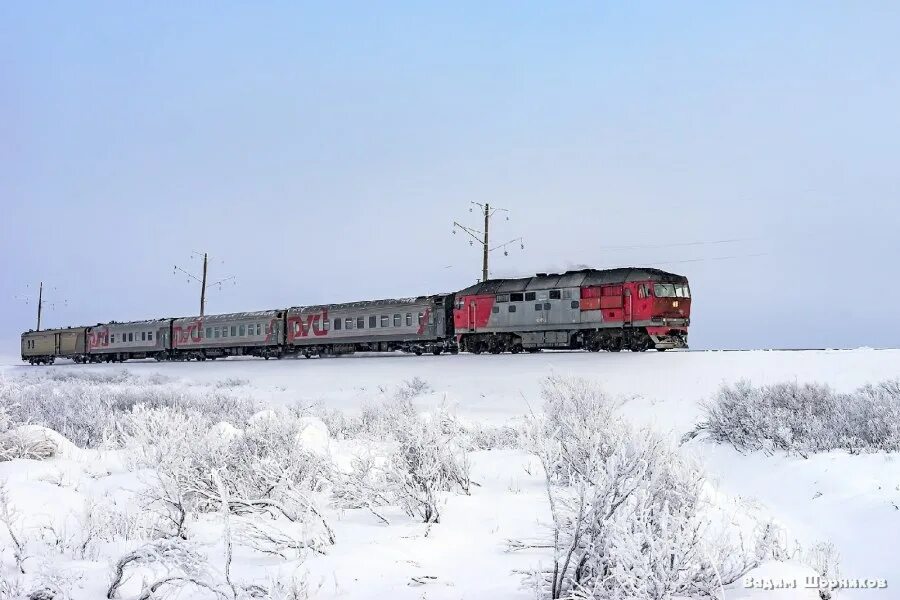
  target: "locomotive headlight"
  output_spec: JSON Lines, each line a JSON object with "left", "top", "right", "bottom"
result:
{"left": 672, "top": 301, "right": 679, "bottom": 308}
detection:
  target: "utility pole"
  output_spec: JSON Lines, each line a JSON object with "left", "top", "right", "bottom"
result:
{"left": 15, "top": 282, "right": 66, "bottom": 331}
{"left": 200, "top": 253, "right": 208, "bottom": 317}
{"left": 174, "top": 252, "right": 234, "bottom": 317}
{"left": 453, "top": 202, "right": 524, "bottom": 282}
{"left": 36, "top": 281, "right": 43, "bottom": 331}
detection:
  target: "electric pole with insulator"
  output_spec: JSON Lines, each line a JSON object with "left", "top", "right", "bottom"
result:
{"left": 174, "top": 252, "right": 235, "bottom": 317}
{"left": 453, "top": 202, "right": 524, "bottom": 282}
{"left": 15, "top": 282, "right": 67, "bottom": 331}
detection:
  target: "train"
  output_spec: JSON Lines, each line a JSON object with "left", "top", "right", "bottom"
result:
{"left": 21, "top": 267, "right": 691, "bottom": 365}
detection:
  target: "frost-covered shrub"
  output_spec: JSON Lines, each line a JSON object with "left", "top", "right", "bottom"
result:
{"left": 520, "top": 376, "right": 777, "bottom": 600}
{"left": 524, "top": 375, "right": 625, "bottom": 485}
{"left": 695, "top": 379, "right": 900, "bottom": 455}
{"left": 122, "top": 405, "right": 334, "bottom": 552}
{"left": 332, "top": 396, "right": 470, "bottom": 524}
{"left": 0, "top": 372, "right": 258, "bottom": 449}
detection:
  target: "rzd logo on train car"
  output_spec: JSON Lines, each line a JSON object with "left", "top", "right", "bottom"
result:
{"left": 173, "top": 320, "right": 203, "bottom": 346}
{"left": 287, "top": 310, "right": 329, "bottom": 342}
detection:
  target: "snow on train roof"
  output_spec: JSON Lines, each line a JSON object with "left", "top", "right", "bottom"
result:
{"left": 173, "top": 310, "right": 281, "bottom": 322}
{"left": 290, "top": 295, "right": 445, "bottom": 312}
{"left": 457, "top": 267, "right": 688, "bottom": 296}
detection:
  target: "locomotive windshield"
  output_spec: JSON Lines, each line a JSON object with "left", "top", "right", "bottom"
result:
{"left": 653, "top": 283, "right": 690, "bottom": 298}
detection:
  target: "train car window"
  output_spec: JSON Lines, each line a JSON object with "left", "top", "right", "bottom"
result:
{"left": 111, "top": 334, "right": 115, "bottom": 343}
{"left": 357, "top": 317, "right": 365, "bottom": 329}
{"left": 141, "top": 332, "right": 146, "bottom": 341}
{"left": 534, "top": 303, "right": 542, "bottom": 311}
{"left": 381, "top": 315, "right": 389, "bottom": 327}
{"left": 345, "top": 318, "right": 353, "bottom": 330}
{"left": 525, "top": 292, "right": 536, "bottom": 301}
{"left": 257, "top": 324, "right": 262, "bottom": 335}
{"left": 231, "top": 326, "right": 236, "bottom": 336}
{"left": 549, "top": 290, "right": 561, "bottom": 300}
{"left": 508, "top": 305, "right": 517, "bottom": 313}
{"left": 213, "top": 328, "right": 219, "bottom": 338}
{"left": 369, "top": 316, "right": 376, "bottom": 328}
{"left": 149, "top": 331, "right": 154, "bottom": 340}
{"left": 205, "top": 327, "right": 211, "bottom": 338}
{"left": 323, "top": 319, "right": 330, "bottom": 331}
{"left": 510, "top": 293, "right": 524, "bottom": 302}
{"left": 544, "top": 302, "right": 552, "bottom": 310}
{"left": 239, "top": 325, "right": 246, "bottom": 336}
{"left": 571, "top": 300, "right": 580, "bottom": 309}
{"left": 406, "top": 313, "right": 412, "bottom": 326}
{"left": 492, "top": 306, "right": 499, "bottom": 314}
{"left": 334, "top": 318, "right": 342, "bottom": 330}
{"left": 562, "top": 290, "right": 572, "bottom": 299}
{"left": 418, "top": 312, "right": 424, "bottom": 325}
{"left": 497, "top": 294, "right": 509, "bottom": 303}
{"left": 393, "top": 314, "right": 401, "bottom": 327}
{"left": 128, "top": 333, "right": 133, "bottom": 342}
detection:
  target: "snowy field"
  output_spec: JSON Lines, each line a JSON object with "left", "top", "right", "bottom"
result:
{"left": 1, "top": 348, "right": 899, "bottom": 599}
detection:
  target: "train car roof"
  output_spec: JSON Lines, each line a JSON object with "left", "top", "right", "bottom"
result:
{"left": 290, "top": 294, "right": 448, "bottom": 312}
{"left": 21, "top": 326, "right": 87, "bottom": 336}
{"left": 457, "top": 267, "right": 688, "bottom": 296}
{"left": 93, "top": 318, "right": 173, "bottom": 327}
{"left": 173, "top": 310, "right": 281, "bottom": 322}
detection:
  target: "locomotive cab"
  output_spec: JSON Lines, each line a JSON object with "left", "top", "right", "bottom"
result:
{"left": 645, "top": 281, "right": 690, "bottom": 349}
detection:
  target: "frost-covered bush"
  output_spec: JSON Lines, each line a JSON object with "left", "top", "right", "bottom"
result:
{"left": 695, "top": 379, "right": 900, "bottom": 455}
{"left": 0, "top": 372, "right": 258, "bottom": 448}
{"left": 331, "top": 394, "right": 470, "bottom": 524}
{"left": 520, "top": 376, "right": 777, "bottom": 600}
{"left": 121, "top": 405, "right": 335, "bottom": 553}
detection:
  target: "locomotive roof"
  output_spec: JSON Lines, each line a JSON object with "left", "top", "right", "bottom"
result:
{"left": 290, "top": 294, "right": 446, "bottom": 312}
{"left": 457, "top": 267, "right": 688, "bottom": 296}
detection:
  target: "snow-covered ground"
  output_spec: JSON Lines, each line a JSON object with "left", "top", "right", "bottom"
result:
{"left": 1, "top": 348, "right": 899, "bottom": 598}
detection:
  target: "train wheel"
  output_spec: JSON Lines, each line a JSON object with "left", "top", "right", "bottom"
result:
{"left": 656, "top": 348, "right": 667, "bottom": 352}
{"left": 432, "top": 348, "right": 442, "bottom": 355}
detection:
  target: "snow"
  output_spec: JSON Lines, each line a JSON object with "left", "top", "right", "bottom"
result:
{"left": 1, "top": 348, "right": 898, "bottom": 598}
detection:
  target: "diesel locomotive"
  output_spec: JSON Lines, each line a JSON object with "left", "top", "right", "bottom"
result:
{"left": 21, "top": 267, "right": 690, "bottom": 364}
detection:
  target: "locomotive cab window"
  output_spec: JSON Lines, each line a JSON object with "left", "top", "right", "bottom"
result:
{"left": 653, "top": 283, "right": 690, "bottom": 298}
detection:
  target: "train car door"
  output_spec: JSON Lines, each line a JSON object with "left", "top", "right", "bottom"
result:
{"left": 54, "top": 332, "right": 61, "bottom": 355}
{"left": 623, "top": 288, "right": 633, "bottom": 325}
{"left": 467, "top": 300, "right": 477, "bottom": 331}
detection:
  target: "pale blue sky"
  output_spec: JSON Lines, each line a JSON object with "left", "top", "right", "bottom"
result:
{"left": 2, "top": 1, "right": 898, "bottom": 349}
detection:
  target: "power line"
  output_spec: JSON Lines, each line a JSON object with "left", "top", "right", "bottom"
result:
{"left": 596, "top": 237, "right": 761, "bottom": 251}
{"left": 452, "top": 202, "right": 524, "bottom": 282}
{"left": 620, "top": 252, "right": 770, "bottom": 267}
